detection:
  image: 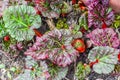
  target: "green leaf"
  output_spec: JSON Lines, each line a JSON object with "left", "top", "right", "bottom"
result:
{"left": 75, "top": 62, "right": 91, "bottom": 80}
{"left": 49, "top": 65, "right": 68, "bottom": 80}
{"left": 7, "top": 71, "right": 12, "bottom": 79}
{"left": 79, "top": 12, "right": 88, "bottom": 30}
{"left": 10, "top": 67, "right": 16, "bottom": 72}
{"left": 0, "top": 64, "right": 5, "bottom": 69}
{"left": 3, "top": 5, "right": 41, "bottom": 41}
{"left": 0, "top": 19, "right": 7, "bottom": 38}
{"left": 88, "top": 46, "right": 119, "bottom": 74}
{"left": 107, "top": 8, "right": 112, "bottom": 14}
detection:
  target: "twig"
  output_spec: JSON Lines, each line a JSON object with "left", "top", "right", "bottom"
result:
{"left": 46, "top": 18, "right": 55, "bottom": 30}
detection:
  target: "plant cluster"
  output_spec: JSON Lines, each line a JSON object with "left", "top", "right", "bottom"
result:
{"left": 0, "top": 0, "right": 119, "bottom": 80}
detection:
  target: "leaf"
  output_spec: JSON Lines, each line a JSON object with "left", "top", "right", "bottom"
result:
{"left": 25, "top": 29, "right": 79, "bottom": 67}
{"left": 112, "top": 14, "right": 120, "bottom": 28}
{"left": 0, "top": 64, "right": 5, "bottom": 69}
{"left": 7, "top": 71, "right": 12, "bottom": 79}
{"left": 86, "top": 28, "right": 120, "bottom": 48}
{"left": 88, "top": 46, "right": 119, "bottom": 74}
{"left": 15, "top": 58, "right": 50, "bottom": 80}
{"left": 52, "top": 67, "right": 68, "bottom": 80}
{"left": 79, "top": 12, "right": 88, "bottom": 30}
{"left": 87, "top": 0, "right": 114, "bottom": 28}
{"left": 36, "top": 0, "right": 62, "bottom": 18}
{"left": 75, "top": 62, "right": 91, "bottom": 80}
{"left": 10, "top": 67, "right": 16, "bottom": 72}
{"left": 3, "top": 5, "right": 41, "bottom": 41}
{"left": 0, "top": 19, "right": 7, "bottom": 38}
{"left": 48, "top": 63, "right": 68, "bottom": 80}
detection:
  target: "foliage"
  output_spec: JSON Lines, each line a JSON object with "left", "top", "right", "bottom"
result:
{"left": 112, "top": 14, "right": 120, "bottom": 28}
{"left": 25, "top": 29, "right": 79, "bottom": 67}
{"left": 48, "top": 63, "right": 68, "bottom": 80}
{"left": 3, "top": 5, "right": 41, "bottom": 41}
{"left": 0, "top": 19, "right": 7, "bottom": 38}
{"left": 0, "top": 0, "right": 119, "bottom": 79}
{"left": 87, "top": 0, "right": 114, "bottom": 28}
{"left": 61, "top": 1, "right": 72, "bottom": 14}
{"left": 79, "top": 12, "right": 88, "bottom": 30}
{"left": 35, "top": 0, "right": 63, "bottom": 18}
{"left": 0, "top": 63, "right": 21, "bottom": 80}
{"left": 75, "top": 62, "right": 91, "bottom": 80}
{"left": 56, "top": 18, "right": 69, "bottom": 29}
{"left": 88, "top": 46, "right": 119, "bottom": 74}
{"left": 86, "top": 28, "right": 120, "bottom": 48}
{"left": 15, "top": 56, "right": 50, "bottom": 80}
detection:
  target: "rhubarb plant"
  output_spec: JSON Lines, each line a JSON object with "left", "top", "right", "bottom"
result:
{"left": 86, "top": 28, "right": 120, "bottom": 48}
{"left": 25, "top": 29, "right": 80, "bottom": 67}
{"left": 88, "top": 46, "right": 119, "bottom": 74}
{"left": 3, "top": 5, "right": 41, "bottom": 41}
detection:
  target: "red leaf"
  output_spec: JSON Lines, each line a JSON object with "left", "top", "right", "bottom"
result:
{"left": 33, "top": 29, "right": 42, "bottom": 37}
{"left": 61, "top": 13, "right": 67, "bottom": 17}
{"left": 78, "top": 1, "right": 86, "bottom": 10}
{"left": 34, "top": 7, "right": 42, "bottom": 15}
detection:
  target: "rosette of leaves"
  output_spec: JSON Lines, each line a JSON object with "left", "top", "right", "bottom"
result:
{"left": 3, "top": 5, "right": 41, "bottom": 41}
{"left": 48, "top": 63, "right": 68, "bottom": 80}
{"left": 56, "top": 18, "right": 68, "bottom": 29}
{"left": 87, "top": 0, "right": 114, "bottom": 28}
{"left": 88, "top": 46, "right": 119, "bottom": 74}
{"left": 75, "top": 62, "right": 91, "bottom": 80}
{"left": 25, "top": 29, "right": 79, "bottom": 67}
{"left": 112, "top": 14, "right": 120, "bottom": 28}
{"left": 86, "top": 28, "right": 120, "bottom": 48}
